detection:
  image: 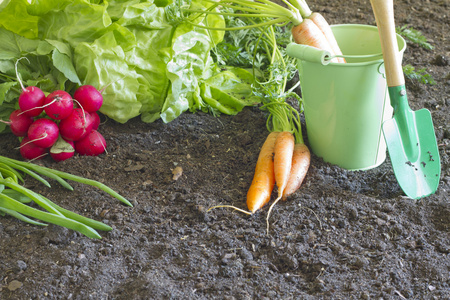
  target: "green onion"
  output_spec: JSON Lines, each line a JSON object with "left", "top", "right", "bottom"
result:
{"left": 0, "top": 155, "right": 131, "bottom": 238}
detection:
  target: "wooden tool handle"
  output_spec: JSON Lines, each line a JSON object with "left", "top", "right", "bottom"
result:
{"left": 370, "top": 0, "right": 405, "bottom": 87}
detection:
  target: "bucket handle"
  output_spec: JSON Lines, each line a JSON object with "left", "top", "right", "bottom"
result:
{"left": 286, "top": 43, "right": 384, "bottom": 65}
{"left": 286, "top": 43, "right": 333, "bottom": 65}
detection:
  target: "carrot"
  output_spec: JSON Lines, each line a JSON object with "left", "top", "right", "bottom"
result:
{"left": 283, "top": 142, "right": 311, "bottom": 199}
{"left": 246, "top": 131, "right": 279, "bottom": 213}
{"left": 263, "top": 131, "right": 295, "bottom": 233}
{"left": 273, "top": 131, "right": 295, "bottom": 200}
{"left": 291, "top": 18, "right": 336, "bottom": 58}
{"left": 289, "top": 0, "right": 345, "bottom": 63}
{"left": 308, "top": 12, "right": 346, "bottom": 63}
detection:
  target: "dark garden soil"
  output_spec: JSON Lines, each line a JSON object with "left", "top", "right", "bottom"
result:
{"left": 0, "top": 0, "right": 449, "bottom": 299}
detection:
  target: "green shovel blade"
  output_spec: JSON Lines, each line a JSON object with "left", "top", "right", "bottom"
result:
{"left": 382, "top": 86, "right": 441, "bottom": 199}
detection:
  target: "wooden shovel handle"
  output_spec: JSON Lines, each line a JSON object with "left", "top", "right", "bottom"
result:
{"left": 370, "top": 0, "right": 405, "bottom": 87}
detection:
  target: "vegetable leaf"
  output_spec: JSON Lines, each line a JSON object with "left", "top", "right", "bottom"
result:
{"left": 0, "top": 0, "right": 265, "bottom": 127}
{"left": 403, "top": 64, "right": 436, "bottom": 85}
{"left": 397, "top": 25, "right": 433, "bottom": 50}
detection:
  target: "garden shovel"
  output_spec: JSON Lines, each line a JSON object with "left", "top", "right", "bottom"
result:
{"left": 370, "top": 0, "right": 441, "bottom": 199}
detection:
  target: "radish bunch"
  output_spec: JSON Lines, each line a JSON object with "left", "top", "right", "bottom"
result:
{"left": 7, "top": 84, "right": 107, "bottom": 161}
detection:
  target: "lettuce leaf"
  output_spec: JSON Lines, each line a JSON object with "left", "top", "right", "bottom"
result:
{"left": 0, "top": 0, "right": 260, "bottom": 129}
{"left": 0, "top": 27, "right": 81, "bottom": 130}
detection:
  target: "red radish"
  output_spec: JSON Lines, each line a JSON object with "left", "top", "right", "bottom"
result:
{"left": 19, "top": 137, "right": 47, "bottom": 160}
{"left": 18, "top": 86, "right": 46, "bottom": 117}
{"left": 50, "top": 136, "right": 75, "bottom": 162}
{"left": 74, "top": 130, "right": 107, "bottom": 156}
{"left": 44, "top": 90, "right": 74, "bottom": 120}
{"left": 15, "top": 58, "right": 46, "bottom": 117}
{"left": 59, "top": 108, "right": 94, "bottom": 141}
{"left": 0, "top": 109, "right": 34, "bottom": 137}
{"left": 73, "top": 85, "right": 103, "bottom": 112}
{"left": 27, "top": 118, "right": 59, "bottom": 148}
{"left": 90, "top": 112, "right": 101, "bottom": 130}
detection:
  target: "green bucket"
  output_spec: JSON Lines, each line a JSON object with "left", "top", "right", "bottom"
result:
{"left": 287, "top": 24, "right": 406, "bottom": 170}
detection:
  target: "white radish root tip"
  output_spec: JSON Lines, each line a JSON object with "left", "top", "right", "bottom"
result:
{"left": 16, "top": 133, "right": 48, "bottom": 149}
{"left": 18, "top": 98, "right": 57, "bottom": 116}
{"left": 27, "top": 152, "right": 48, "bottom": 162}
{"left": 95, "top": 131, "right": 108, "bottom": 154}
{"left": 72, "top": 99, "right": 88, "bottom": 124}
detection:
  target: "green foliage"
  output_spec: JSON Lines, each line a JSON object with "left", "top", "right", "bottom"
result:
{"left": 211, "top": 13, "right": 303, "bottom": 142}
{"left": 403, "top": 64, "right": 436, "bottom": 85}
{"left": 0, "top": 0, "right": 264, "bottom": 127}
{"left": 397, "top": 25, "right": 433, "bottom": 50}
{"left": 0, "top": 155, "right": 131, "bottom": 238}
{"left": 396, "top": 26, "right": 435, "bottom": 85}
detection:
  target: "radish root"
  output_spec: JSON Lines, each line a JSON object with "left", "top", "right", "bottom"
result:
{"left": 16, "top": 133, "right": 48, "bottom": 149}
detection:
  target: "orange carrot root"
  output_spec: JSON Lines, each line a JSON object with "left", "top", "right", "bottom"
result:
{"left": 265, "top": 131, "right": 295, "bottom": 235}
{"left": 283, "top": 143, "right": 311, "bottom": 199}
{"left": 266, "top": 142, "right": 311, "bottom": 234}
{"left": 246, "top": 132, "right": 279, "bottom": 213}
{"left": 309, "top": 12, "right": 346, "bottom": 63}
{"left": 291, "top": 18, "right": 338, "bottom": 62}
{"left": 273, "top": 131, "right": 295, "bottom": 200}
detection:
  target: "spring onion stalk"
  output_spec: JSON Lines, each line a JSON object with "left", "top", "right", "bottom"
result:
{"left": 0, "top": 193, "right": 103, "bottom": 239}
{"left": 0, "top": 155, "right": 130, "bottom": 238}
{"left": 0, "top": 156, "right": 131, "bottom": 206}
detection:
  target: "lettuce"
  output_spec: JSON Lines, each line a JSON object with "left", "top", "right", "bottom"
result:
{"left": 0, "top": 0, "right": 260, "bottom": 129}
{"left": 0, "top": 27, "right": 81, "bottom": 132}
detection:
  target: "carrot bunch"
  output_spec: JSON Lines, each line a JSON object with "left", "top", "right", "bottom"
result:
{"left": 244, "top": 24, "right": 310, "bottom": 219}
{"left": 250, "top": 98, "right": 311, "bottom": 233}
{"left": 183, "top": 0, "right": 346, "bottom": 63}
{"left": 247, "top": 106, "right": 311, "bottom": 214}
{"left": 204, "top": 21, "right": 311, "bottom": 233}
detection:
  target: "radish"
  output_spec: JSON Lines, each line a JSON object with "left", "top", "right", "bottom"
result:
{"left": 44, "top": 90, "right": 74, "bottom": 120}
{"left": 19, "top": 137, "right": 47, "bottom": 160}
{"left": 18, "top": 86, "right": 46, "bottom": 117}
{"left": 27, "top": 118, "right": 59, "bottom": 148}
{"left": 90, "top": 112, "right": 101, "bottom": 130}
{"left": 0, "top": 109, "right": 34, "bottom": 137}
{"left": 73, "top": 85, "right": 103, "bottom": 113}
{"left": 15, "top": 58, "right": 46, "bottom": 117}
{"left": 59, "top": 108, "right": 94, "bottom": 141}
{"left": 50, "top": 136, "right": 75, "bottom": 162}
{"left": 74, "top": 130, "right": 107, "bottom": 156}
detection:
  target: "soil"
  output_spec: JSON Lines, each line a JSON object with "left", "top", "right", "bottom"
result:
{"left": 1, "top": 0, "right": 449, "bottom": 299}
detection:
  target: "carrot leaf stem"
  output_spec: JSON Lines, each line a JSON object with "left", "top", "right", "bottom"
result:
{"left": 288, "top": 0, "right": 313, "bottom": 17}
{"left": 182, "top": 0, "right": 303, "bottom": 28}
